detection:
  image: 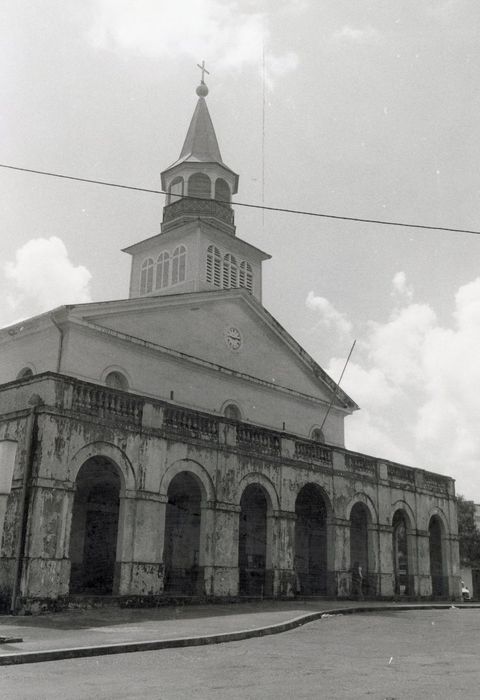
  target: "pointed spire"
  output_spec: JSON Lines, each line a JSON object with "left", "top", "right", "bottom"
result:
{"left": 161, "top": 67, "right": 238, "bottom": 194}
{"left": 177, "top": 94, "right": 224, "bottom": 164}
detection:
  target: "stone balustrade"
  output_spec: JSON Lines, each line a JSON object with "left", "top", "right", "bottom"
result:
{"left": 71, "top": 383, "right": 143, "bottom": 425}
{"left": 163, "top": 407, "right": 218, "bottom": 442}
{"left": 423, "top": 473, "right": 449, "bottom": 494}
{"left": 345, "top": 453, "right": 377, "bottom": 477}
{"left": 3, "top": 372, "right": 454, "bottom": 497}
{"left": 387, "top": 463, "right": 415, "bottom": 484}
{"left": 236, "top": 424, "right": 281, "bottom": 457}
{"left": 294, "top": 440, "right": 333, "bottom": 466}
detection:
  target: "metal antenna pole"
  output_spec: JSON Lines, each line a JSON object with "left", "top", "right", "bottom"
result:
{"left": 319, "top": 340, "right": 356, "bottom": 434}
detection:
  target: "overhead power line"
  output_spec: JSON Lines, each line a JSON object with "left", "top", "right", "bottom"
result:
{"left": 1, "top": 162, "right": 480, "bottom": 237}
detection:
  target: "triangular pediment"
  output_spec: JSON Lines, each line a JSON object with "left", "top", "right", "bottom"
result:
{"left": 67, "top": 290, "right": 357, "bottom": 411}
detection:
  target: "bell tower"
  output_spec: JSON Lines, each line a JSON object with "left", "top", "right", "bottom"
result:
{"left": 160, "top": 71, "right": 238, "bottom": 238}
{"left": 123, "top": 67, "right": 270, "bottom": 301}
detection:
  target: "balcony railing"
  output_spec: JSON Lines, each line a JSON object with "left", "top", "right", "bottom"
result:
{"left": 387, "top": 464, "right": 415, "bottom": 484}
{"left": 345, "top": 454, "right": 377, "bottom": 477}
{"left": 294, "top": 440, "right": 333, "bottom": 466}
{"left": 163, "top": 198, "right": 234, "bottom": 226}
{"left": 71, "top": 384, "right": 143, "bottom": 425}
{"left": 2, "top": 373, "right": 453, "bottom": 498}
{"left": 163, "top": 407, "right": 219, "bottom": 442}
{"left": 236, "top": 424, "right": 281, "bottom": 457}
{"left": 423, "top": 474, "right": 449, "bottom": 494}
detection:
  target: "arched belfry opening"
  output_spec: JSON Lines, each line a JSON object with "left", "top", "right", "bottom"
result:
{"left": 350, "top": 502, "right": 370, "bottom": 597}
{"left": 188, "top": 172, "right": 211, "bottom": 199}
{"left": 238, "top": 484, "right": 270, "bottom": 596}
{"left": 392, "top": 510, "right": 410, "bottom": 596}
{"left": 69, "top": 457, "right": 121, "bottom": 595}
{"left": 163, "top": 472, "right": 203, "bottom": 595}
{"left": 295, "top": 484, "right": 329, "bottom": 595}
{"left": 429, "top": 515, "right": 446, "bottom": 597}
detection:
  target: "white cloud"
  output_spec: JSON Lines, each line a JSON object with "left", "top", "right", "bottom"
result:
{"left": 367, "top": 302, "right": 437, "bottom": 386}
{"left": 2, "top": 237, "right": 92, "bottom": 326}
{"left": 88, "top": 0, "right": 299, "bottom": 86}
{"left": 327, "top": 357, "right": 399, "bottom": 409}
{"left": 306, "top": 290, "right": 352, "bottom": 336}
{"left": 391, "top": 270, "right": 413, "bottom": 301}
{"left": 330, "top": 274, "right": 480, "bottom": 499}
{"left": 333, "top": 25, "right": 381, "bottom": 43}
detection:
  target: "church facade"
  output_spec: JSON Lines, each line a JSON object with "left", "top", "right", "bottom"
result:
{"left": 0, "top": 78, "right": 460, "bottom": 612}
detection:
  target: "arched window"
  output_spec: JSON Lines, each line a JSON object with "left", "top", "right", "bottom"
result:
{"left": 188, "top": 173, "right": 211, "bottom": 199}
{"left": 206, "top": 245, "right": 221, "bottom": 287}
{"left": 215, "top": 178, "right": 231, "bottom": 204}
{"left": 311, "top": 428, "right": 325, "bottom": 443}
{"left": 17, "top": 367, "right": 33, "bottom": 379}
{"left": 224, "top": 403, "right": 241, "bottom": 420}
{"left": 171, "top": 245, "right": 186, "bottom": 285}
{"left": 239, "top": 261, "right": 253, "bottom": 293}
{"left": 168, "top": 176, "right": 184, "bottom": 204}
{"left": 105, "top": 371, "right": 129, "bottom": 391}
{"left": 156, "top": 251, "right": 170, "bottom": 289}
{"left": 223, "top": 253, "right": 238, "bottom": 289}
{"left": 140, "top": 258, "right": 154, "bottom": 294}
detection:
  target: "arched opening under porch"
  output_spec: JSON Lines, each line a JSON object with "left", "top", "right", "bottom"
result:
{"left": 238, "top": 484, "right": 270, "bottom": 596}
{"left": 295, "top": 484, "right": 329, "bottom": 596}
{"left": 429, "top": 515, "right": 447, "bottom": 597}
{"left": 163, "top": 472, "right": 203, "bottom": 596}
{"left": 392, "top": 510, "right": 410, "bottom": 596}
{"left": 69, "top": 457, "right": 121, "bottom": 595}
{"left": 350, "top": 502, "right": 371, "bottom": 597}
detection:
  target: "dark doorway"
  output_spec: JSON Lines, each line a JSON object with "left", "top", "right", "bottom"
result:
{"left": 392, "top": 511, "right": 409, "bottom": 596}
{"left": 238, "top": 484, "right": 268, "bottom": 596}
{"left": 429, "top": 516, "right": 445, "bottom": 597}
{"left": 295, "top": 485, "right": 328, "bottom": 595}
{"left": 164, "top": 472, "right": 203, "bottom": 595}
{"left": 69, "top": 458, "right": 121, "bottom": 595}
{"left": 350, "top": 503, "right": 369, "bottom": 596}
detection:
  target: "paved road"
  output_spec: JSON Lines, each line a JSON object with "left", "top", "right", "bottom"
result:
{"left": 2, "top": 609, "right": 479, "bottom": 699}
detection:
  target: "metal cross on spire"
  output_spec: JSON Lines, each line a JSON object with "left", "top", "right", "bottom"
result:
{"left": 197, "top": 60, "right": 210, "bottom": 84}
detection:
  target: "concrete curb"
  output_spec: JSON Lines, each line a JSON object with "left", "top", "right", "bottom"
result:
{"left": 1, "top": 603, "right": 478, "bottom": 666}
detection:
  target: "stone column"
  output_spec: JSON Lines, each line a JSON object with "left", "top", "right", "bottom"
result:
{"left": 270, "top": 510, "right": 296, "bottom": 598}
{"left": 366, "top": 524, "right": 381, "bottom": 596}
{"left": 407, "top": 530, "right": 432, "bottom": 598}
{"left": 377, "top": 524, "right": 394, "bottom": 597}
{"left": 115, "top": 491, "right": 166, "bottom": 597}
{"left": 331, "top": 517, "right": 350, "bottom": 597}
{"left": 202, "top": 501, "right": 241, "bottom": 597}
{"left": 446, "top": 533, "right": 461, "bottom": 600}
{"left": 0, "top": 440, "right": 17, "bottom": 540}
{"left": 21, "top": 478, "right": 74, "bottom": 604}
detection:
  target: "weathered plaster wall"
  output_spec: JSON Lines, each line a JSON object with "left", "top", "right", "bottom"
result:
{"left": 0, "top": 325, "right": 59, "bottom": 384}
{"left": 0, "top": 378, "right": 460, "bottom": 610}
{"left": 60, "top": 325, "right": 346, "bottom": 446}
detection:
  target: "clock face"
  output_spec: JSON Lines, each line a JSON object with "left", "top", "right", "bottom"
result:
{"left": 224, "top": 326, "right": 243, "bottom": 351}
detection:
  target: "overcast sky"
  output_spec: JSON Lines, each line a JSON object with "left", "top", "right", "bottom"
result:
{"left": 2, "top": 0, "right": 480, "bottom": 500}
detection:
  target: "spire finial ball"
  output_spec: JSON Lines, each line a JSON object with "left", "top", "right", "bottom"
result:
{"left": 196, "top": 82, "right": 209, "bottom": 97}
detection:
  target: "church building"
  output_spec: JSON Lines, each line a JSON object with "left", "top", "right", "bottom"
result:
{"left": 0, "top": 75, "right": 460, "bottom": 612}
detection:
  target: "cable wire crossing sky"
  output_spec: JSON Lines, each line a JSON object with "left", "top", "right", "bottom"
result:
{"left": 1, "top": 0, "right": 480, "bottom": 501}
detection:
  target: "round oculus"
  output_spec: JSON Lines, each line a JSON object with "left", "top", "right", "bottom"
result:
{"left": 224, "top": 326, "right": 243, "bottom": 350}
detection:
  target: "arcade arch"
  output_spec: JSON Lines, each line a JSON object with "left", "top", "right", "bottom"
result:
{"left": 238, "top": 483, "right": 273, "bottom": 596}
{"left": 429, "top": 515, "right": 447, "bottom": 597}
{"left": 163, "top": 471, "right": 204, "bottom": 595}
{"left": 68, "top": 457, "right": 121, "bottom": 595}
{"left": 294, "top": 484, "right": 330, "bottom": 595}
